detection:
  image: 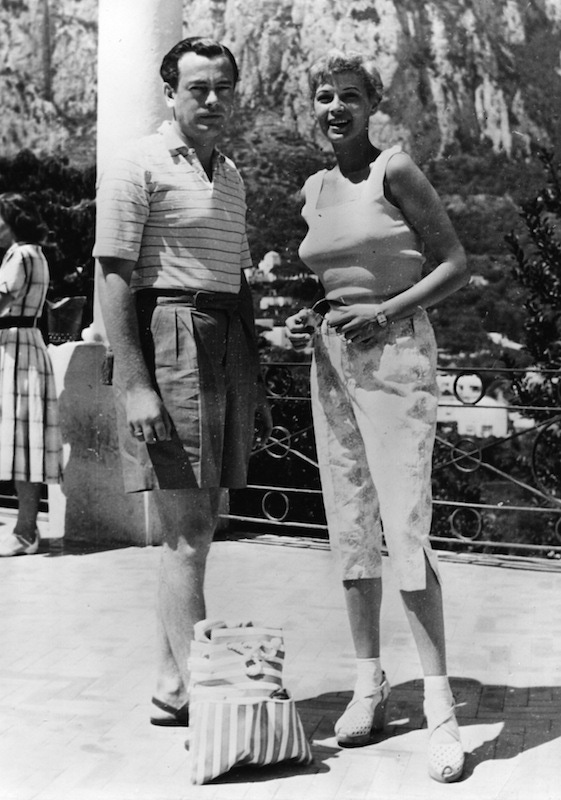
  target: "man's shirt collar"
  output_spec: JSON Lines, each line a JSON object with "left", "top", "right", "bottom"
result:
{"left": 157, "top": 120, "right": 225, "bottom": 169}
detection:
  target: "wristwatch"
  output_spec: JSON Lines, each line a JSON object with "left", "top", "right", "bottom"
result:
{"left": 375, "top": 310, "right": 388, "bottom": 328}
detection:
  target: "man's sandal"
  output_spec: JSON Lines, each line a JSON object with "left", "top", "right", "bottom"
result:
{"left": 150, "top": 697, "right": 190, "bottom": 727}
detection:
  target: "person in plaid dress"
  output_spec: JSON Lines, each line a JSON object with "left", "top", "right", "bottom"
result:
{"left": 0, "top": 193, "right": 62, "bottom": 556}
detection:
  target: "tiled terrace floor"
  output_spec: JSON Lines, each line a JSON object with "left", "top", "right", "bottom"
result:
{"left": 1, "top": 512, "right": 561, "bottom": 800}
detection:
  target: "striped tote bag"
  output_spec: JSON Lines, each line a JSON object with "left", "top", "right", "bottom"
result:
{"left": 188, "top": 620, "right": 312, "bottom": 784}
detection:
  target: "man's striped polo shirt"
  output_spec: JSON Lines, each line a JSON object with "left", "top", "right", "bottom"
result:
{"left": 93, "top": 121, "right": 251, "bottom": 294}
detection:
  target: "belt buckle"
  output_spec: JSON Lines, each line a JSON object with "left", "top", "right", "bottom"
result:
{"left": 193, "top": 291, "right": 206, "bottom": 309}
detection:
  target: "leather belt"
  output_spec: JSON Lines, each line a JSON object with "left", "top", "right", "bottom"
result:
{"left": 136, "top": 289, "right": 240, "bottom": 311}
{"left": 0, "top": 316, "right": 37, "bottom": 329}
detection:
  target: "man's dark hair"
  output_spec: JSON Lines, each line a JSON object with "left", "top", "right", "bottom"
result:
{"left": 0, "top": 192, "right": 47, "bottom": 244}
{"left": 160, "top": 36, "right": 239, "bottom": 90}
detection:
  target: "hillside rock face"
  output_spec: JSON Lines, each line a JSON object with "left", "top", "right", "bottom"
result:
{"left": 0, "top": 0, "right": 97, "bottom": 164}
{"left": 1, "top": 0, "right": 560, "bottom": 164}
{"left": 185, "top": 0, "right": 561, "bottom": 160}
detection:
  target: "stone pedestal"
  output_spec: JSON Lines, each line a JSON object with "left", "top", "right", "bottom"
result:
{"left": 48, "top": 342, "right": 163, "bottom": 547}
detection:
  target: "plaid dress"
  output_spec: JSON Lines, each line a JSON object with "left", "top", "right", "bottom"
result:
{"left": 0, "top": 243, "right": 62, "bottom": 483}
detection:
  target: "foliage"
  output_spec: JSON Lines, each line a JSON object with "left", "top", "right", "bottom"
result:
{"left": 428, "top": 262, "right": 529, "bottom": 357}
{"left": 0, "top": 148, "right": 96, "bottom": 320}
{"left": 0, "top": 138, "right": 551, "bottom": 362}
{"left": 424, "top": 148, "right": 545, "bottom": 203}
{"left": 222, "top": 123, "right": 334, "bottom": 270}
{"left": 506, "top": 149, "right": 561, "bottom": 370}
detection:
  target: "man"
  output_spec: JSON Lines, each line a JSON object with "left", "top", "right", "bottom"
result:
{"left": 93, "top": 37, "right": 271, "bottom": 726}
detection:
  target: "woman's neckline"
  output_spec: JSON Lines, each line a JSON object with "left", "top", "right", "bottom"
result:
{"left": 315, "top": 150, "right": 384, "bottom": 210}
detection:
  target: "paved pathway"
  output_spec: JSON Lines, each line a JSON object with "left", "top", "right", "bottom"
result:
{"left": 1, "top": 516, "right": 561, "bottom": 800}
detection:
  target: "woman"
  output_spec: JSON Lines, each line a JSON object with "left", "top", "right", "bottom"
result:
{"left": 0, "top": 193, "right": 62, "bottom": 556}
{"left": 285, "top": 51, "right": 469, "bottom": 783}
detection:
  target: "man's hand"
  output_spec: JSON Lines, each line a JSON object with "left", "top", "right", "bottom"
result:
{"left": 285, "top": 308, "right": 321, "bottom": 350}
{"left": 126, "top": 386, "right": 173, "bottom": 444}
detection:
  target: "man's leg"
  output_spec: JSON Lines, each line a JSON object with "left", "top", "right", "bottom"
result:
{"left": 152, "top": 487, "right": 222, "bottom": 709}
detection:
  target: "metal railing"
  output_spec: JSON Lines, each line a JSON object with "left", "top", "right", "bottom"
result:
{"left": 227, "top": 361, "right": 561, "bottom": 563}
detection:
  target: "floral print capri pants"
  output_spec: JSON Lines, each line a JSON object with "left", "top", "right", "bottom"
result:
{"left": 310, "top": 308, "right": 440, "bottom": 592}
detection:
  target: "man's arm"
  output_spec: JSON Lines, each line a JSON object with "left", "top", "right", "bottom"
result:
{"left": 98, "top": 256, "right": 171, "bottom": 443}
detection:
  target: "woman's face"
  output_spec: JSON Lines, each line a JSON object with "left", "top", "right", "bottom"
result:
{"left": 0, "top": 213, "right": 14, "bottom": 248}
{"left": 313, "top": 71, "right": 375, "bottom": 144}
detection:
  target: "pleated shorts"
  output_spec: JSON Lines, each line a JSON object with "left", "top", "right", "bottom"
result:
{"left": 113, "top": 294, "right": 257, "bottom": 493}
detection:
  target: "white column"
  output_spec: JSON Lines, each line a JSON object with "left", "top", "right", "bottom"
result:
{"left": 97, "top": 0, "right": 182, "bottom": 173}
{"left": 48, "top": 0, "right": 182, "bottom": 546}
{"left": 83, "top": 0, "right": 182, "bottom": 342}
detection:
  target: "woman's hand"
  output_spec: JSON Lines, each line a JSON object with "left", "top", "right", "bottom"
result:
{"left": 285, "top": 308, "right": 322, "bottom": 350}
{"left": 328, "top": 303, "right": 384, "bottom": 344}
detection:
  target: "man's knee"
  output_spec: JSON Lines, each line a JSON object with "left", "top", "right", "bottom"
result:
{"left": 154, "top": 487, "right": 221, "bottom": 550}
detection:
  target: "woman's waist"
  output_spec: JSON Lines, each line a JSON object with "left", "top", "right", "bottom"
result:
{"left": 322, "top": 285, "right": 414, "bottom": 307}
{"left": 312, "top": 262, "right": 421, "bottom": 296}
{"left": 314, "top": 294, "right": 430, "bottom": 334}
{"left": 0, "top": 315, "right": 39, "bottom": 329}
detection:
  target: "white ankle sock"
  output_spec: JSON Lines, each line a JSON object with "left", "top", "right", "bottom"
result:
{"left": 353, "top": 657, "right": 383, "bottom": 698}
{"left": 424, "top": 675, "right": 458, "bottom": 745}
{"left": 424, "top": 675, "right": 452, "bottom": 700}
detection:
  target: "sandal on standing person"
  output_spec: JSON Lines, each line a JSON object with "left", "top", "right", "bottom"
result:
{"left": 286, "top": 49, "right": 469, "bottom": 783}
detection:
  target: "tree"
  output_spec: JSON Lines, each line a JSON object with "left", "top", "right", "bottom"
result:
{"left": 506, "top": 149, "right": 561, "bottom": 409}
{"left": 504, "top": 150, "right": 561, "bottom": 548}
{"left": 507, "top": 150, "right": 561, "bottom": 363}
{"left": 40, "top": 0, "right": 52, "bottom": 102}
{"left": 223, "top": 121, "right": 333, "bottom": 270}
{"left": 0, "top": 149, "right": 96, "bottom": 322}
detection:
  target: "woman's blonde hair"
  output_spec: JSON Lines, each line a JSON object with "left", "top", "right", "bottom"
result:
{"left": 308, "top": 50, "right": 384, "bottom": 107}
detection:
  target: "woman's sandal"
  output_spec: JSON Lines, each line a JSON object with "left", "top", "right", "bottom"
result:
{"left": 150, "top": 697, "right": 190, "bottom": 727}
{"left": 0, "top": 529, "right": 40, "bottom": 557}
{"left": 425, "top": 701, "right": 464, "bottom": 783}
{"left": 335, "top": 673, "right": 391, "bottom": 746}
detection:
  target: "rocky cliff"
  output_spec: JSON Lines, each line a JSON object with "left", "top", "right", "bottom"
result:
{"left": 0, "top": 0, "right": 97, "bottom": 164}
{"left": 1, "top": 0, "right": 560, "bottom": 164}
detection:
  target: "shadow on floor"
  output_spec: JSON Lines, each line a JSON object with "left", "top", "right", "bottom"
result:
{"left": 449, "top": 677, "right": 561, "bottom": 779}
{"left": 296, "top": 677, "right": 561, "bottom": 783}
{"left": 171, "top": 678, "right": 561, "bottom": 786}
{"left": 0, "top": 513, "right": 131, "bottom": 558}
{"left": 216, "top": 754, "right": 331, "bottom": 785}
{"left": 38, "top": 537, "right": 130, "bottom": 557}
